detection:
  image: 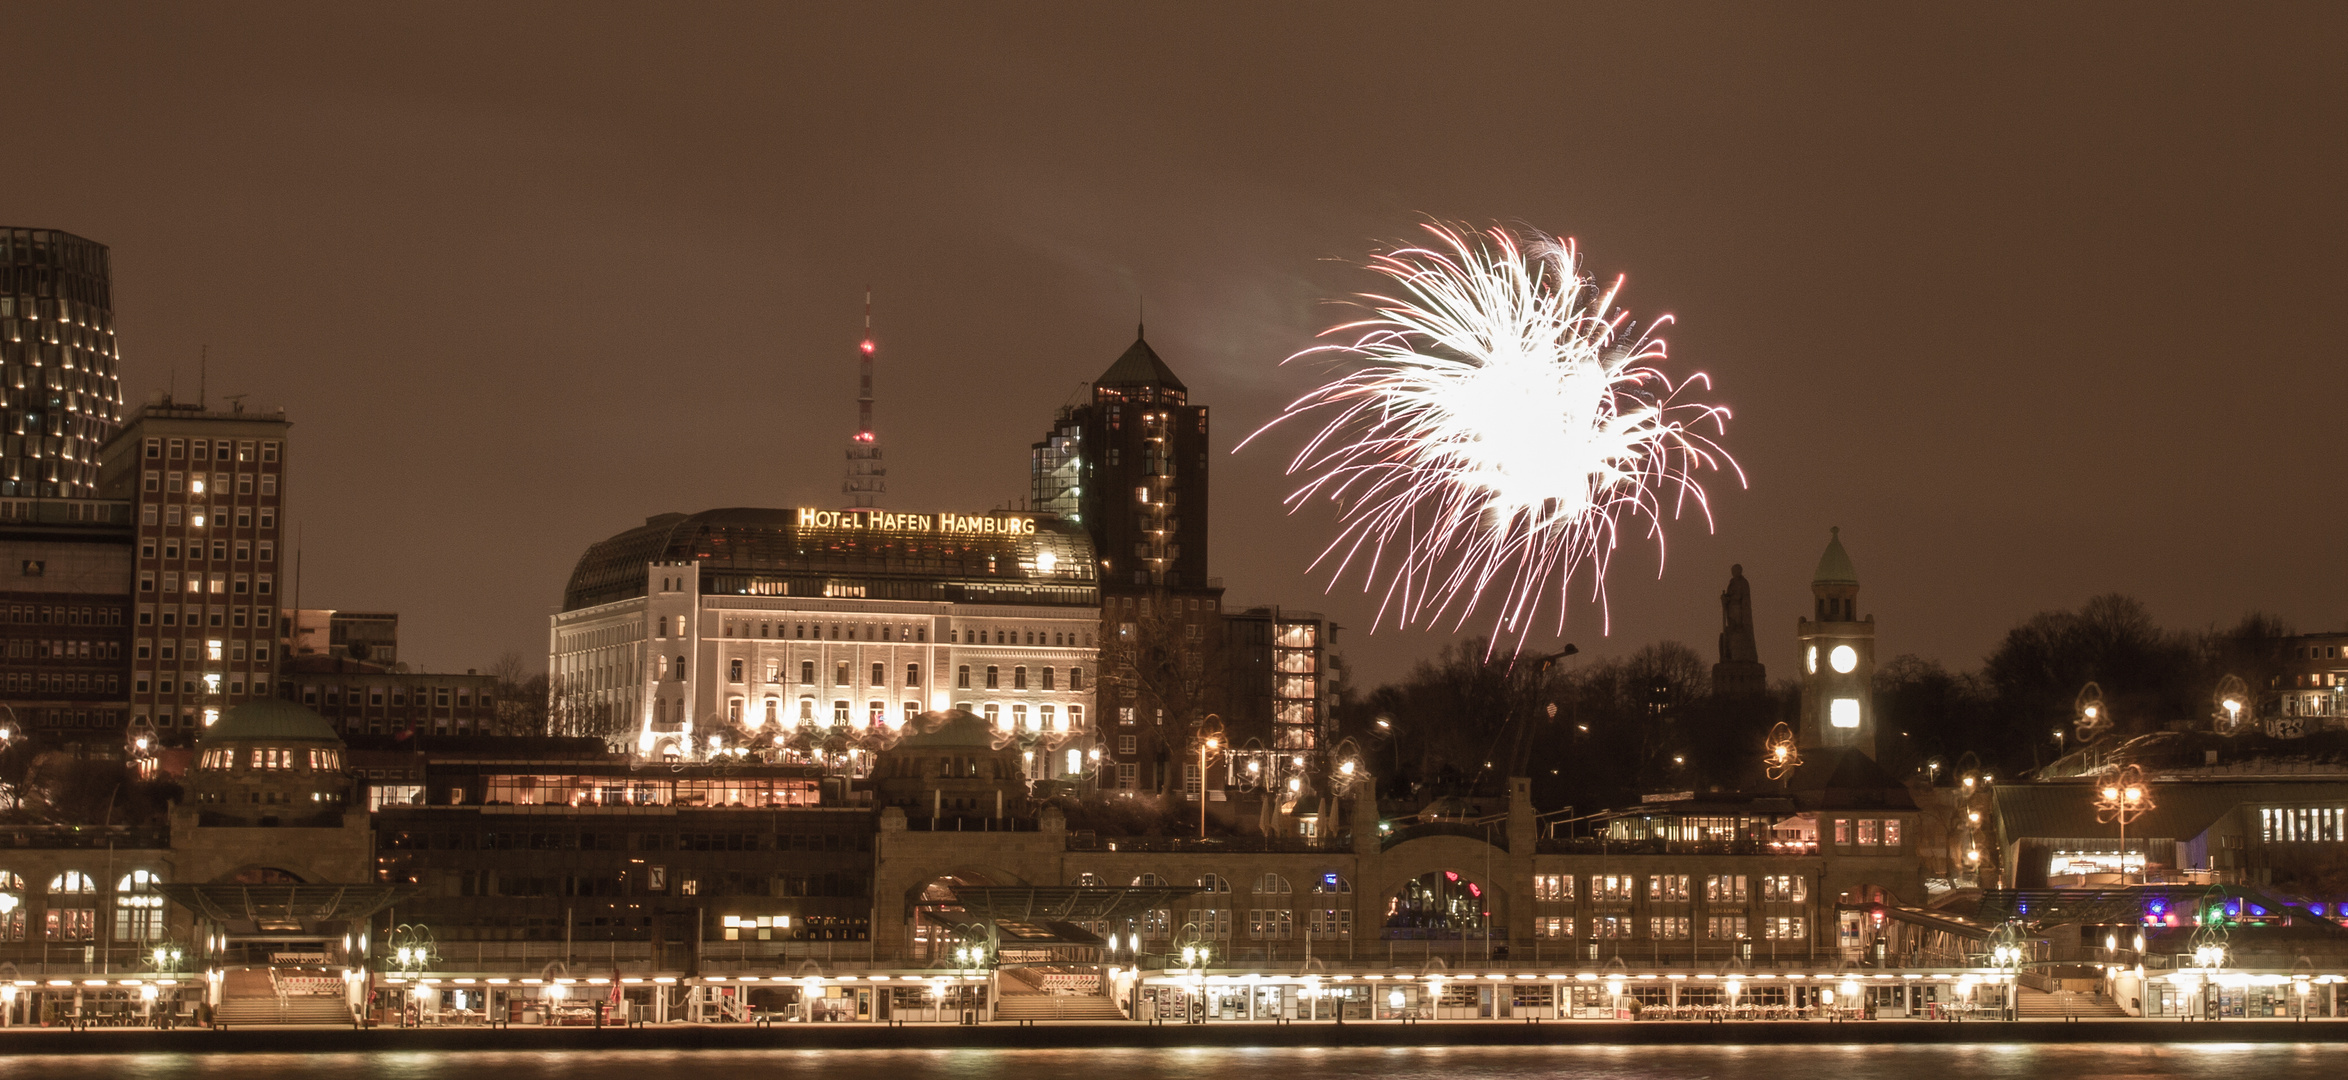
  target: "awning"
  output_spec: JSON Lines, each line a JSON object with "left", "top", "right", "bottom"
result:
{"left": 156, "top": 884, "right": 421, "bottom": 929}
{"left": 945, "top": 886, "right": 1200, "bottom": 923}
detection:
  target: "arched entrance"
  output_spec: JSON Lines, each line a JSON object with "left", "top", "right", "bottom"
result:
{"left": 1387, "top": 869, "right": 1491, "bottom": 937}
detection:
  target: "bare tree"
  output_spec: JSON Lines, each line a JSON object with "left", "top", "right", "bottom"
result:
{"left": 1097, "top": 590, "right": 1229, "bottom": 796}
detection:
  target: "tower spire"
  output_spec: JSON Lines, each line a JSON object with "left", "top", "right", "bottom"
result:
{"left": 842, "top": 287, "right": 886, "bottom": 508}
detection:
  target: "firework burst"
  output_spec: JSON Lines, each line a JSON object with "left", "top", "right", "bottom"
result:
{"left": 1244, "top": 222, "right": 1739, "bottom": 649}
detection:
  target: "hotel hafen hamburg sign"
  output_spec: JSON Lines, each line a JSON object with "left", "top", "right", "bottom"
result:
{"left": 795, "top": 507, "right": 1038, "bottom": 536}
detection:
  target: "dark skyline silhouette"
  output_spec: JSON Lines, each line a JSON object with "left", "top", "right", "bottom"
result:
{"left": 3, "top": 5, "right": 2342, "bottom": 687}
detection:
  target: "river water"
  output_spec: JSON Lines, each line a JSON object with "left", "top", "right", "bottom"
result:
{"left": 0, "top": 1045, "right": 2335, "bottom": 1080}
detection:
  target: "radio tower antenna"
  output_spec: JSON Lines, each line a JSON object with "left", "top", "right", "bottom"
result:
{"left": 842, "top": 286, "right": 886, "bottom": 508}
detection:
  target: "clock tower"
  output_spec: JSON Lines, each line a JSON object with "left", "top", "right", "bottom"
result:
{"left": 1797, "top": 527, "right": 1876, "bottom": 758}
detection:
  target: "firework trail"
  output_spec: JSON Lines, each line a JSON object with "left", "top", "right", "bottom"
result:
{"left": 1242, "top": 223, "right": 1740, "bottom": 650}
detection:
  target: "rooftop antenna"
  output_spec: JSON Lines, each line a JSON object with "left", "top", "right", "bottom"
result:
{"left": 223, "top": 393, "right": 247, "bottom": 416}
{"left": 199, "top": 344, "right": 208, "bottom": 411}
{"left": 841, "top": 287, "right": 886, "bottom": 508}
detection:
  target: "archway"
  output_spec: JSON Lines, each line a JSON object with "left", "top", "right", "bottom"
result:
{"left": 908, "top": 871, "right": 999, "bottom": 963}
{"left": 1384, "top": 869, "right": 1492, "bottom": 939}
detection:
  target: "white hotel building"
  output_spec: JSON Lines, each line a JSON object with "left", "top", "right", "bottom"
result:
{"left": 550, "top": 507, "right": 1100, "bottom": 779}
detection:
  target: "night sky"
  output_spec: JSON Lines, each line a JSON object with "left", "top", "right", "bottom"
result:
{"left": 5, "top": 5, "right": 2343, "bottom": 686}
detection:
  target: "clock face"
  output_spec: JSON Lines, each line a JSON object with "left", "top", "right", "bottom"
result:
{"left": 1830, "top": 645, "right": 1858, "bottom": 674}
{"left": 1806, "top": 646, "right": 1817, "bottom": 674}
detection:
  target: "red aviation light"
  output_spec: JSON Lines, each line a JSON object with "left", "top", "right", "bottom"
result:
{"left": 860, "top": 340, "right": 875, "bottom": 355}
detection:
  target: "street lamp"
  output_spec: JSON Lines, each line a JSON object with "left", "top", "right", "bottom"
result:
{"left": 2213, "top": 675, "right": 2249, "bottom": 734}
{"left": 1763, "top": 722, "right": 1802, "bottom": 782}
{"left": 2093, "top": 765, "right": 2154, "bottom": 885}
{"left": 1190, "top": 717, "right": 1224, "bottom": 839}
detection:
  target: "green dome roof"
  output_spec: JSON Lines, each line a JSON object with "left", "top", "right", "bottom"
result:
{"left": 198, "top": 698, "right": 343, "bottom": 745}
{"left": 1813, "top": 526, "right": 1858, "bottom": 586}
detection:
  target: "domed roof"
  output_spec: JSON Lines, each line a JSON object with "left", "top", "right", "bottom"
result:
{"left": 893, "top": 709, "right": 1005, "bottom": 750}
{"left": 1812, "top": 526, "right": 1858, "bottom": 586}
{"left": 198, "top": 698, "right": 343, "bottom": 745}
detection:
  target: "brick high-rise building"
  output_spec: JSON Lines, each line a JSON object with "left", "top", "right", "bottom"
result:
{"left": 0, "top": 497, "right": 133, "bottom": 739}
{"left": 98, "top": 397, "right": 291, "bottom": 736}
{"left": 1032, "top": 327, "right": 1224, "bottom": 795}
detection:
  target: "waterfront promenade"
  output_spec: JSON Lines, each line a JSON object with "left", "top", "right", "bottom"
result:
{"left": 0, "top": 1017, "right": 2341, "bottom": 1053}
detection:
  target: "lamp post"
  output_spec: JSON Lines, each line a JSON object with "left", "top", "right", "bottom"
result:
{"left": 2093, "top": 765, "right": 2154, "bottom": 886}
{"left": 1190, "top": 717, "right": 1223, "bottom": 839}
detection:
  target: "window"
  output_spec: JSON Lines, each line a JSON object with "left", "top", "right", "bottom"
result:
{"left": 1308, "top": 908, "right": 1354, "bottom": 939}
{"left": 1311, "top": 872, "right": 1351, "bottom": 895}
{"left": 956, "top": 665, "right": 970, "bottom": 689}
{"left": 985, "top": 665, "right": 999, "bottom": 689}
{"left": 1704, "top": 875, "right": 1748, "bottom": 903}
{"left": 1760, "top": 875, "right": 1808, "bottom": 902}
{"left": 728, "top": 659, "right": 744, "bottom": 683}
{"left": 1648, "top": 916, "right": 1691, "bottom": 939}
{"left": 1833, "top": 819, "right": 1851, "bottom": 846}
{"left": 1198, "top": 873, "right": 1231, "bottom": 893}
{"left": 1013, "top": 666, "right": 1027, "bottom": 690}
{"left": 1763, "top": 916, "right": 1807, "bottom": 940}
{"left": 1116, "top": 763, "right": 1136, "bottom": 788}
{"left": 1247, "top": 909, "right": 1293, "bottom": 940}
{"left": 1594, "top": 874, "right": 1635, "bottom": 901}
{"left": 1534, "top": 874, "right": 1573, "bottom": 902}
{"left": 1069, "top": 667, "right": 1084, "bottom": 690}
{"left": 1707, "top": 916, "right": 1749, "bottom": 940}
{"left": 800, "top": 660, "right": 815, "bottom": 685}
{"left": 906, "top": 663, "right": 920, "bottom": 687}
{"left": 1068, "top": 705, "right": 1084, "bottom": 728}
{"left": 114, "top": 870, "right": 165, "bottom": 943}
{"left": 1537, "top": 916, "right": 1572, "bottom": 939}
{"left": 1253, "top": 873, "right": 1290, "bottom": 894}
{"left": 1882, "top": 819, "right": 1903, "bottom": 847}
{"left": 832, "top": 700, "right": 850, "bottom": 724}
{"left": 1041, "top": 667, "right": 1054, "bottom": 691}
{"left": 1647, "top": 874, "right": 1690, "bottom": 901}
{"left": 835, "top": 660, "right": 849, "bottom": 686}
{"left": 1857, "top": 819, "right": 1880, "bottom": 846}
{"left": 869, "top": 662, "right": 884, "bottom": 687}
{"left": 0, "top": 872, "right": 20, "bottom": 941}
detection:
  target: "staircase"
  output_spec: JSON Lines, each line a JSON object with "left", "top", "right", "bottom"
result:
{"left": 2016, "top": 987, "right": 2128, "bottom": 1019}
{"left": 214, "top": 996, "right": 353, "bottom": 1026}
{"left": 213, "top": 968, "right": 352, "bottom": 1026}
{"left": 991, "top": 993, "right": 1127, "bottom": 1022}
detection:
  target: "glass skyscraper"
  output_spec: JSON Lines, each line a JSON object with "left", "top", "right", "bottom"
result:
{"left": 0, "top": 228, "right": 125, "bottom": 498}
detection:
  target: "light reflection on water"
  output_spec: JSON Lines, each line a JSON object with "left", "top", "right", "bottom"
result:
{"left": 0, "top": 1045, "right": 2335, "bottom": 1080}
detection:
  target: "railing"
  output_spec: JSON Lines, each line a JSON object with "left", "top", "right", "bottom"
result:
{"left": 1533, "top": 837, "right": 1817, "bottom": 857}
{"left": 1385, "top": 823, "right": 1507, "bottom": 852}
{"left": 900, "top": 817, "right": 1039, "bottom": 833}
{"left": 1067, "top": 834, "right": 1333, "bottom": 853}
{"left": 0, "top": 826, "right": 170, "bottom": 849}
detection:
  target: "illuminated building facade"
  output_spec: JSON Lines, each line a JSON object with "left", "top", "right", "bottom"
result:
{"left": 0, "top": 228, "right": 125, "bottom": 499}
{"left": 99, "top": 399, "right": 292, "bottom": 733}
{"left": 0, "top": 497, "right": 133, "bottom": 736}
{"left": 1796, "top": 527, "right": 1875, "bottom": 757}
{"left": 1223, "top": 606, "right": 1343, "bottom": 754}
{"left": 2271, "top": 633, "right": 2348, "bottom": 732}
{"left": 551, "top": 507, "right": 1101, "bottom": 781}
